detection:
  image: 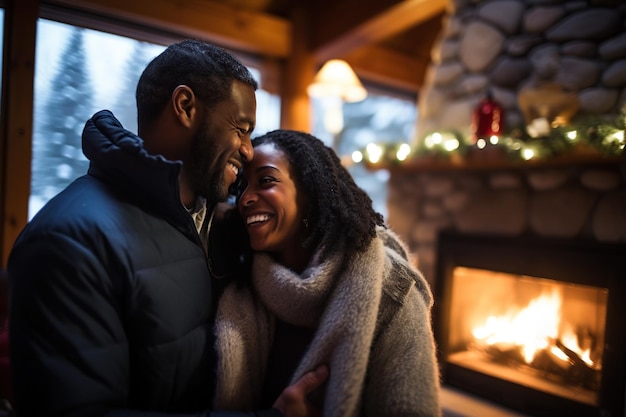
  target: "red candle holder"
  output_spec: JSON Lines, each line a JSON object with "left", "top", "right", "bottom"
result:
{"left": 471, "top": 92, "right": 504, "bottom": 144}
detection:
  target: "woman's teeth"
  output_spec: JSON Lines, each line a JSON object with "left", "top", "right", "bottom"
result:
{"left": 247, "top": 214, "right": 270, "bottom": 225}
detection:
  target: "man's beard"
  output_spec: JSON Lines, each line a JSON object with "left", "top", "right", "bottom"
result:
{"left": 187, "top": 126, "right": 230, "bottom": 206}
{"left": 202, "top": 169, "right": 229, "bottom": 206}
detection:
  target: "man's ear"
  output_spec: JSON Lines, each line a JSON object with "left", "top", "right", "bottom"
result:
{"left": 172, "top": 85, "right": 196, "bottom": 128}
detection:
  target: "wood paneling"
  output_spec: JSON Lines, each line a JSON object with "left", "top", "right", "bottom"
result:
{"left": 1, "top": 0, "right": 39, "bottom": 267}
{"left": 310, "top": 0, "right": 447, "bottom": 62}
{"left": 50, "top": 0, "right": 291, "bottom": 57}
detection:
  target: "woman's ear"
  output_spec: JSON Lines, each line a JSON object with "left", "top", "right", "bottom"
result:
{"left": 172, "top": 85, "right": 196, "bottom": 128}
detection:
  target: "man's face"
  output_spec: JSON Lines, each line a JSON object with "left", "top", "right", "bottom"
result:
{"left": 187, "top": 80, "right": 256, "bottom": 205}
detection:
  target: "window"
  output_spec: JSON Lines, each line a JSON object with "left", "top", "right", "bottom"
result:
{"left": 30, "top": 19, "right": 280, "bottom": 219}
{"left": 311, "top": 93, "right": 417, "bottom": 218}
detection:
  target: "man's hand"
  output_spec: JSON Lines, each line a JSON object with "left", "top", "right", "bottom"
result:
{"left": 272, "top": 364, "right": 329, "bottom": 417}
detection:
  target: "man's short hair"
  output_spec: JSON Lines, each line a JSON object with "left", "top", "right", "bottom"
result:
{"left": 136, "top": 39, "right": 258, "bottom": 128}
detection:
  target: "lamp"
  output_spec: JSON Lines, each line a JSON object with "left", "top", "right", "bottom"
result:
{"left": 307, "top": 59, "right": 367, "bottom": 103}
{"left": 307, "top": 60, "right": 367, "bottom": 140}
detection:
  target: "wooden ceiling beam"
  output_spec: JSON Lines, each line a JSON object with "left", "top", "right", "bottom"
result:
{"left": 43, "top": 0, "right": 442, "bottom": 95}
{"left": 311, "top": 0, "right": 448, "bottom": 63}
{"left": 345, "top": 45, "right": 427, "bottom": 94}
{"left": 47, "top": 0, "right": 291, "bottom": 57}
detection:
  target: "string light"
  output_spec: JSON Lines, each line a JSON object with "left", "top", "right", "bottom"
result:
{"left": 606, "top": 131, "right": 625, "bottom": 149}
{"left": 522, "top": 148, "right": 535, "bottom": 160}
{"left": 366, "top": 143, "right": 383, "bottom": 163}
{"left": 356, "top": 115, "right": 625, "bottom": 168}
{"left": 444, "top": 138, "right": 460, "bottom": 151}
{"left": 424, "top": 132, "right": 442, "bottom": 148}
{"left": 396, "top": 144, "right": 411, "bottom": 161}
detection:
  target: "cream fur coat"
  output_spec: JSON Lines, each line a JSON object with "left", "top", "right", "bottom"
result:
{"left": 213, "top": 228, "right": 441, "bottom": 417}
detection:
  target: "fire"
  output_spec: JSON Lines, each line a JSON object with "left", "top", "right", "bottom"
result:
{"left": 472, "top": 288, "right": 594, "bottom": 367}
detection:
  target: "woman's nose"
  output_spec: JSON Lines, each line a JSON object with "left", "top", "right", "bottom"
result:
{"left": 239, "top": 189, "right": 256, "bottom": 207}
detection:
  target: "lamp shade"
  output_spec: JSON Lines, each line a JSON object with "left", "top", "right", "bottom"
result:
{"left": 307, "top": 59, "right": 367, "bottom": 102}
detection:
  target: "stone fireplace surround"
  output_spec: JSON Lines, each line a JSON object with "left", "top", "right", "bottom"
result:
{"left": 415, "top": 0, "right": 626, "bottom": 142}
{"left": 398, "top": 0, "right": 626, "bottom": 288}
{"left": 383, "top": 157, "right": 626, "bottom": 417}
{"left": 386, "top": 158, "right": 626, "bottom": 290}
{"left": 386, "top": 0, "right": 626, "bottom": 414}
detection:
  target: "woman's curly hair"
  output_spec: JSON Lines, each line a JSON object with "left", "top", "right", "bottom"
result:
{"left": 239, "top": 129, "right": 385, "bottom": 260}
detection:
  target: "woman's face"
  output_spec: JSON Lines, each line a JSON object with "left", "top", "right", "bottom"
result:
{"left": 237, "top": 142, "right": 309, "bottom": 264}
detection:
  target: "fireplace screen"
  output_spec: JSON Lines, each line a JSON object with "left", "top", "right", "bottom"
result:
{"left": 434, "top": 233, "right": 625, "bottom": 417}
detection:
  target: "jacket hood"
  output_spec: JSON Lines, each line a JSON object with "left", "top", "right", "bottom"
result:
{"left": 82, "top": 110, "right": 189, "bottom": 225}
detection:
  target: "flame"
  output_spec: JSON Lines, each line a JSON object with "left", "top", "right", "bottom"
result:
{"left": 472, "top": 288, "right": 594, "bottom": 366}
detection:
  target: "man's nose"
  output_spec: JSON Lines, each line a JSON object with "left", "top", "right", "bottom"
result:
{"left": 240, "top": 139, "right": 254, "bottom": 163}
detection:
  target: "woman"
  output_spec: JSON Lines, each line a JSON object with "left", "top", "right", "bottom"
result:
{"left": 213, "top": 130, "right": 441, "bottom": 417}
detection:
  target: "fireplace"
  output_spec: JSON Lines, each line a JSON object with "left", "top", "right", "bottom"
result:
{"left": 434, "top": 231, "right": 626, "bottom": 417}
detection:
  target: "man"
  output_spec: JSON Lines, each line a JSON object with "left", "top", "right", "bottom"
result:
{"left": 7, "top": 39, "right": 327, "bottom": 417}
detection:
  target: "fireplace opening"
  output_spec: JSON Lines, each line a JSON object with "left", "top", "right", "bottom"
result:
{"left": 434, "top": 232, "right": 626, "bottom": 417}
{"left": 449, "top": 267, "right": 606, "bottom": 406}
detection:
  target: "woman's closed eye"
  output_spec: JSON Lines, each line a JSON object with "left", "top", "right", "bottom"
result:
{"left": 259, "top": 176, "right": 278, "bottom": 186}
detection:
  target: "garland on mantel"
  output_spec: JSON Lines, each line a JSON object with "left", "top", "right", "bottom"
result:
{"left": 358, "top": 113, "right": 626, "bottom": 167}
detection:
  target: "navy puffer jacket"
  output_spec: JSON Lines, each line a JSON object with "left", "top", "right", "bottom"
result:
{"left": 8, "top": 111, "right": 272, "bottom": 417}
